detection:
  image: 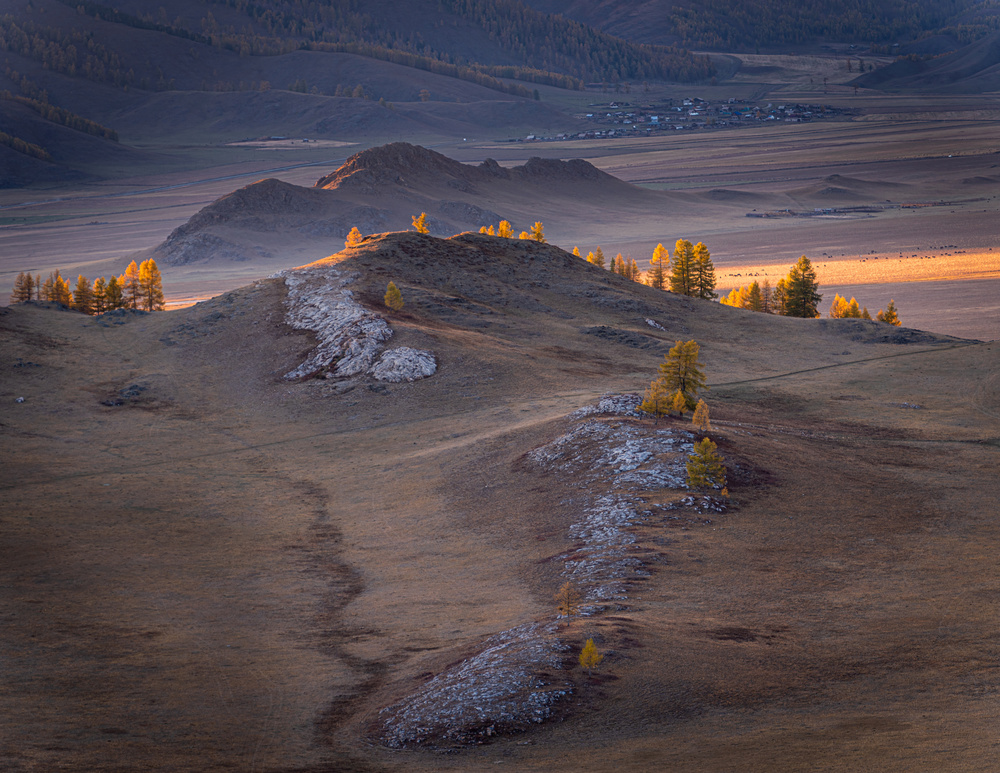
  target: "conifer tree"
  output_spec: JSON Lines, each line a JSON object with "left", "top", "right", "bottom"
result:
{"left": 657, "top": 339, "right": 708, "bottom": 411}
{"left": 411, "top": 212, "right": 429, "bottom": 234}
{"left": 772, "top": 278, "right": 787, "bottom": 314}
{"left": 746, "top": 281, "right": 763, "bottom": 312}
{"left": 638, "top": 379, "right": 672, "bottom": 424}
{"left": 861, "top": 307, "right": 872, "bottom": 320}
{"left": 528, "top": 221, "right": 545, "bottom": 243}
{"left": 720, "top": 286, "right": 743, "bottom": 308}
{"left": 761, "top": 278, "right": 774, "bottom": 313}
{"left": 686, "top": 437, "right": 727, "bottom": 491}
{"left": 572, "top": 246, "right": 581, "bottom": 257}
{"left": 846, "top": 297, "right": 861, "bottom": 318}
{"left": 555, "top": 581, "right": 580, "bottom": 616}
{"left": 138, "top": 259, "right": 165, "bottom": 311}
{"left": 671, "top": 389, "right": 687, "bottom": 417}
{"left": 497, "top": 220, "right": 514, "bottom": 238}
{"left": 105, "top": 275, "right": 124, "bottom": 310}
{"left": 345, "top": 226, "right": 364, "bottom": 247}
{"left": 692, "top": 242, "right": 717, "bottom": 300}
{"left": 613, "top": 253, "right": 625, "bottom": 275}
{"left": 649, "top": 243, "right": 668, "bottom": 290}
{"left": 780, "top": 256, "right": 821, "bottom": 317}
{"left": 627, "top": 257, "right": 641, "bottom": 281}
{"left": 92, "top": 276, "right": 108, "bottom": 314}
{"left": 42, "top": 270, "right": 71, "bottom": 305}
{"left": 10, "top": 271, "right": 33, "bottom": 302}
{"left": 72, "top": 274, "right": 93, "bottom": 314}
{"left": 877, "top": 300, "right": 901, "bottom": 326}
{"left": 122, "top": 260, "right": 141, "bottom": 309}
{"left": 479, "top": 225, "right": 489, "bottom": 234}
{"left": 384, "top": 281, "right": 404, "bottom": 311}
{"left": 669, "top": 239, "right": 695, "bottom": 295}
{"left": 594, "top": 246, "right": 605, "bottom": 268}
{"left": 692, "top": 399, "right": 711, "bottom": 432}
{"left": 829, "top": 293, "right": 849, "bottom": 318}
{"left": 579, "top": 638, "right": 603, "bottom": 676}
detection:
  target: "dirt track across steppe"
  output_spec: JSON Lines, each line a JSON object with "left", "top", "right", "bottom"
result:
{"left": 2, "top": 232, "right": 999, "bottom": 771}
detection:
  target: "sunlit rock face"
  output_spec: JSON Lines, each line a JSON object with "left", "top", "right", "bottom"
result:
{"left": 275, "top": 265, "right": 435, "bottom": 382}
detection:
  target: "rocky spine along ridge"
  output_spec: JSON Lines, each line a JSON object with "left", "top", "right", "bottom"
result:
{"left": 277, "top": 265, "right": 436, "bottom": 382}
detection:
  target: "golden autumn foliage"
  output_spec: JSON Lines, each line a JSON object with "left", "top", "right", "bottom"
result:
{"left": 384, "top": 281, "right": 404, "bottom": 311}
{"left": 579, "top": 638, "right": 604, "bottom": 675}
{"left": 555, "top": 581, "right": 580, "bottom": 616}
{"left": 345, "top": 226, "right": 364, "bottom": 247}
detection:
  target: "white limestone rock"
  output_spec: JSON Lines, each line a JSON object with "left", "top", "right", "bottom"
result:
{"left": 372, "top": 347, "right": 437, "bottom": 382}
{"left": 277, "top": 266, "right": 436, "bottom": 383}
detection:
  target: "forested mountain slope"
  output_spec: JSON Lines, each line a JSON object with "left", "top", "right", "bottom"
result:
{"left": 522, "top": 0, "right": 1000, "bottom": 51}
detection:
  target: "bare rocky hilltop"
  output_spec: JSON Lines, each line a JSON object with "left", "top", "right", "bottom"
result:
{"left": 3, "top": 227, "right": 999, "bottom": 772}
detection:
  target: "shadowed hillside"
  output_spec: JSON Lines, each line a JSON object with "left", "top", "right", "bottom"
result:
{"left": 853, "top": 31, "right": 1000, "bottom": 92}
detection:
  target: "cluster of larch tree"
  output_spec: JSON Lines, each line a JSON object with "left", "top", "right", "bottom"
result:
{"left": 636, "top": 339, "right": 727, "bottom": 494}
{"left": 9, "top": 259, "right": 164, "bottom": 314}
{"left": 722, "top": 256, "right": 902, "bottom": 324}
{"left": 573, "top": 239, "right": 717, "bottom": 299}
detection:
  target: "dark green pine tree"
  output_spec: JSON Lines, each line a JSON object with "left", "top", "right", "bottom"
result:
{"left": 781, "top": 256, "right": 822, "bottom": 318}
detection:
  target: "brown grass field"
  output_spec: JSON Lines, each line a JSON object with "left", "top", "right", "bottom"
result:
{"left": 2, "top": 231, "right": 999, "bottom": 771}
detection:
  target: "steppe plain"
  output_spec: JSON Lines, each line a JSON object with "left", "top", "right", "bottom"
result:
{"left": 2, "top": 49, "right": 1000, "bottom": 773}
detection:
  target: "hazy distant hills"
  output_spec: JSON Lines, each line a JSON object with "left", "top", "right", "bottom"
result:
{"left": 150, "top": 142, "right": 689, "bottom": 267}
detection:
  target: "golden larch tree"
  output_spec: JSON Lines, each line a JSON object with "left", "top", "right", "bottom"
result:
{"left": 138, "top": 259, "right": 165, "bottom": 311}
{"left": 345, "top": 226, "right": 364, "bottom": 248}
{"left": 649, "top": 243, "right": 668, "bottom": 290}
{"left": 638, "top": 379, "right": 672, "bottom": 423}
{"left": 579, "top": 638, "right": 604, "bottom": 676}
{"left": 692, "top": 399, "right": 710, "bottom": 432}
{"left": 555, "top": 581, "right": 580, "bottom": 616}
{"left": 72, "top": 275, "right": 93, "bottom": 314}
{"left": 121, "top": 260, "right": 141, "bottom": 309}
{"left": 877, "top": 300, "right": 901, "bottom": 326}
{"left": 658, "top": 340, "right": 708, "bottom": 411}
{"left": 686, "top": 437, "right": 727, "bottom": 491}
{"left": 384, "top": 281, "right": 404, "bottom": 311}
{"left": 92, "top": 277, "right": 108, "bottom": 314}
{"left": 411, "top": 212, "right": 429, "bottom": 234}
{"left": 497, "top": 220, "right": 514, "bottom": 238}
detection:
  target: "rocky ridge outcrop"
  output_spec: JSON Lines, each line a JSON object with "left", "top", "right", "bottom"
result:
{"left": 276, "top": 264, "right": 436, "bottom": 382}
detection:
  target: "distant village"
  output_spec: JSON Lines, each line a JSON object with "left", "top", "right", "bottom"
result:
{"left": 513, "top": 97, "right": 857, "bottom": 143}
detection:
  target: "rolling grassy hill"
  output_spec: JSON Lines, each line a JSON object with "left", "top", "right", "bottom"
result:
{"left": 2, "top": 226, "right": 997, "bottom": 770}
